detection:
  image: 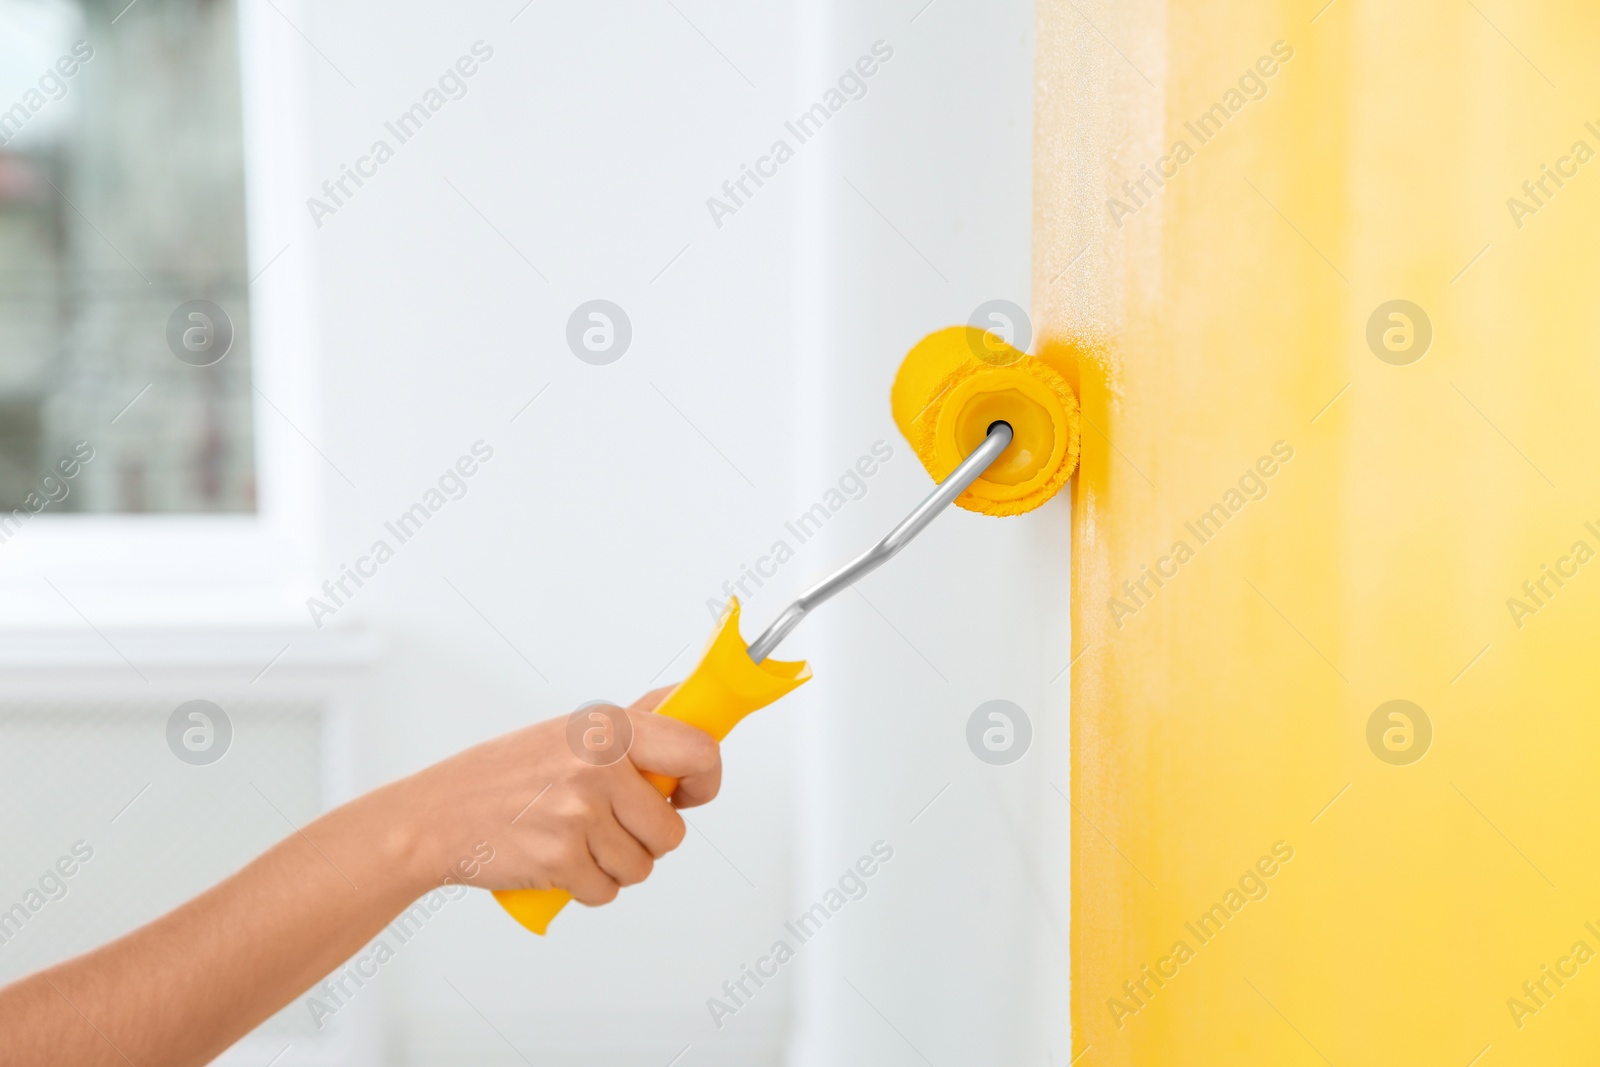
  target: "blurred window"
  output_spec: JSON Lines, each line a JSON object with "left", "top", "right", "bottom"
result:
{"left": 0, "top": 0, "right": 255, "bottom": 513}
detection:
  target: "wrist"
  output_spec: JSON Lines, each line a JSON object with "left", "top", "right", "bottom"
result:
{"left": 329, "top": 778, "right": 443, "bottom": 903}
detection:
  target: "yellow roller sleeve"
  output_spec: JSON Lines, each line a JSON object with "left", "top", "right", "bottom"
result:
{"left": 891, "top": 326, "right": 1081, "bottom": 516}
{"left": 494, "top": 598, "right": 810, "bottom": 935}
{"left": 1036, "top": 1, "right": 1600, "bottom": 1064}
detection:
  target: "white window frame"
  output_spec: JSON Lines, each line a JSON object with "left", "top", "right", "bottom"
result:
{"left": 0, "top": 0, "right": 321, "bottom": 629}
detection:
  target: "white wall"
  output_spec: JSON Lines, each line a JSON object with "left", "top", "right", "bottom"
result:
{"left": 0, "top": 1, "right": 1067, "bottom": 1064}
{"left": 787, "top": 3, "right": 1071, "bottom": 1065}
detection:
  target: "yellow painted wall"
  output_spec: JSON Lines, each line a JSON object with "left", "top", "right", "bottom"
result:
{"left": 1036, "top": 2, "right": 1600, "bottom": 1063}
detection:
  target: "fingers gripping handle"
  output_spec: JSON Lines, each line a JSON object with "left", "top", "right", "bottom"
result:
{"left": 493, "top": 599, "right": 810, "bottom": 935}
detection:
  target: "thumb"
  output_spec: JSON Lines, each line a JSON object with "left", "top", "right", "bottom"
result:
{"left": 627, "top": 685, "right": 676, "bottom": 715}
{"left": 624, "top": 712, "right": 721, "bottom": 808}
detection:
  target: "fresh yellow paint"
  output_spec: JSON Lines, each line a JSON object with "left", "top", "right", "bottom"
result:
{"left": 1036, "top": 1, "right": 1600, "bottom": 1062}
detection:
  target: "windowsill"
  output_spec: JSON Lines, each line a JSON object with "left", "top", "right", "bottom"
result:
{"left": 0, "top": 616, "right": 376, "bottom": 673}
{"left": 0, "top": 517, "right": 321, "bottom": 638}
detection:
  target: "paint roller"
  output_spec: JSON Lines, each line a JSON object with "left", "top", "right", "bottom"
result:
{"left": 495, "top": 324, "right": 1080, "bottom": 934}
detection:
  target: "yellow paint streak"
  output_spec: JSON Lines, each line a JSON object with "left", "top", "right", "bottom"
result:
{"left": 1036, "top": 1, "right": 1600, "bottom": 1063}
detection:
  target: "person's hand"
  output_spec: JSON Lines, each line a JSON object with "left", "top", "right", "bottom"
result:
{"left": 0, "top": 688, "right": 720, "bottom": 1067}
{"left": 375, "top": 686, "right": 721, "bottom": 906}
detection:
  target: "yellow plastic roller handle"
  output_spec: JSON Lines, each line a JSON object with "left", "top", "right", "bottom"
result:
{"left": 493, "top": 598, "right": 811, "bottom": 935}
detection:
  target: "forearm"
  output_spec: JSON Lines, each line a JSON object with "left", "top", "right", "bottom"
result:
{"left": 0, "top": 698, "right": 718, "bottom": 1067}
{"left": 0, "top": 782, "right": 431, "bottom": 1067}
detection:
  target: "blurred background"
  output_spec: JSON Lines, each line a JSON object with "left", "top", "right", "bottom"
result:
{"left": 0, "top": 0, "right": 1070, "bottom": 1064}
